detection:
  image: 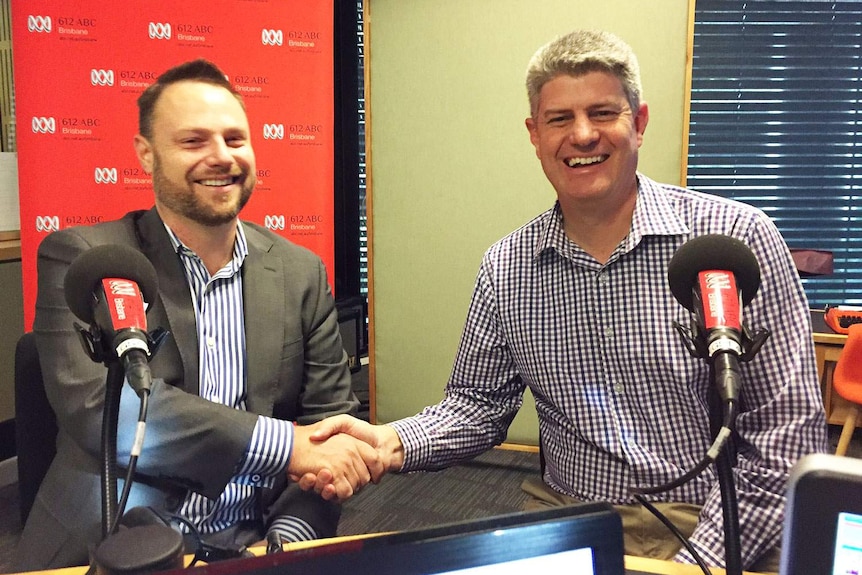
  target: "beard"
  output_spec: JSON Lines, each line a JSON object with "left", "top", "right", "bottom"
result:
{"left": 151, "top": 154, "right": 255, "bottom": 227}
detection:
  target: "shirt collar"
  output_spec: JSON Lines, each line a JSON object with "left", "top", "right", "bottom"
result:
{"left": 164, "top": 220, "right": 249, "bottom": 276}
{"left": 534, "top": 173, "right": 690, "bottom": 262}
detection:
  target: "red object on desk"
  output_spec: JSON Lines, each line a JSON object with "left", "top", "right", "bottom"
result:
{"left": 824, "top": 306, "right": 862, "bottom": 335}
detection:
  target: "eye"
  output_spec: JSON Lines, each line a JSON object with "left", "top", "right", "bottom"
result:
{"left": 591, "top": 109, "right": 622, "bottom": 122}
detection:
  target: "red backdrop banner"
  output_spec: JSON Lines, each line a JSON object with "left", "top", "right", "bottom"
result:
{"left": 13, "top": 0, "right": 335, "bottom": 329}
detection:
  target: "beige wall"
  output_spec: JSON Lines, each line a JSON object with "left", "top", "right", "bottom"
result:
{"left": 367, "top": 0, "right": 692, "bottom": 443}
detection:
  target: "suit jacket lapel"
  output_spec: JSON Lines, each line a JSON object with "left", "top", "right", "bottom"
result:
{"left": 242, "top": 225, "right": 284, "bottom": 416}
{"left": 136, "top": 208, "right": 200, "bottom": 394}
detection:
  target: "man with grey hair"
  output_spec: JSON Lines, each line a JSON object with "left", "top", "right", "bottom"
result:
{"left": 307, "top": 30, "right": 828, "bottom": 572}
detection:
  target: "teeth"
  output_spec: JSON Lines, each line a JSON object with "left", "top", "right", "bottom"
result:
{"left": 200, "top": 177, "right": 234, "bottom": 187}
{"left": 566, "top": 156, "right": 604, "bottom": 167}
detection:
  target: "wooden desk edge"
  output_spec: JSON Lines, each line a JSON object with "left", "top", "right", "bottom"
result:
{"left": 814, "top": 331, "right": 847, "bottom": 345}
{"left": 624, "top": 555, "right": 772, "bottom": 574}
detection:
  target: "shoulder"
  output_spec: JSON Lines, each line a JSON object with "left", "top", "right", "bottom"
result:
{"left": 646, "top": 176, "right": 765, "bottom": 220}
{"left": 241, "top": 220, "right": 324, "bottom": 267}
{"left": 37, "top": 210, "right": 150, "bottom": 257}
{"left": 641, "top": 175, "right": 775, "bottom": 239}
{"left": 486, "top": 207, "right": 556, "bottom": 255}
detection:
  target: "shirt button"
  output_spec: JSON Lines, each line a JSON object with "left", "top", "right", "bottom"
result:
{"left": 206, "top": 336, "right": 216, "bottom": 348}
{"left": 613, "top": 382, "right": 624, "bottom": 394}
{"left": 251, "top": 474, "right": 262, "bottom": 483}
{"left": 597, "top": 272, "right": 609, "bottom": 285}
{"left": 604, "top": 327, "right": 614, "bottom": 338}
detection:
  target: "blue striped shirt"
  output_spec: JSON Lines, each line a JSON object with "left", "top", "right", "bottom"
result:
{"left": 165, "top": 223, "right": 314, "bottom": 542}
{"left": 390, "top": 174, "right": 829, "bottom": 568}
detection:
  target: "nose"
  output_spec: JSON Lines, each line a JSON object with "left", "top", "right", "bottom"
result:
{"left": 206, "top": 137, "right": 234, "bottom": 167}
{"left": 569, "top": 115, "right": 599, "bottom": 146}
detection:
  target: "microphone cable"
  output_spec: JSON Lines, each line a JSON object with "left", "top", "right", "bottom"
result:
{"left": 109, "top": 388, "right": 150, "bottom": 535}
{"left": 628, "top": 398, "right": 740, "bottom": 575}
{"left": 632, "top": 494, "right": 714, "bottom": 575}
{"left": 631, "top": 399, "right": 738, "bottom": 496}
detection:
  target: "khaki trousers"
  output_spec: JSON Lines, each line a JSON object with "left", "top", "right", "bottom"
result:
{"left": 520, "top": 477, "right": 780, "bottom": 574}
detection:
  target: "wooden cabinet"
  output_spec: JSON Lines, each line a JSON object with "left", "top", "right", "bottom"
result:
{"left": 814, "top": 332, "right": 854, "bottom": 426}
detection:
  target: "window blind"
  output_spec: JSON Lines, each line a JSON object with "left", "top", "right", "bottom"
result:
{"left": 357, "top": 0, "right": 368, "bottom": 295}
{"left": 688, "top": 0, "right": 862, "bottom": 306}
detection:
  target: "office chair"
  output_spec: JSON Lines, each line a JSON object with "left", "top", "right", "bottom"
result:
{"left": 14, "top": 331, "right": 58, "bottom": 525}
{"left": 831, "top": 323, "right": 862, "bottom": 456}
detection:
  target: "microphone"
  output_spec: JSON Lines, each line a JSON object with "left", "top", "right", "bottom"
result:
{"left": 667, "top": 234, "right": 764, "bottom": 402}
{"left": 64, "top": 244, "right": 160, "bottom": 396}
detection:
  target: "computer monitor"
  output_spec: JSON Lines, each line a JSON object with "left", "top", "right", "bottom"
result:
{"left": 780, "top": 453, "right": 862, "bottom": 575}
{"left": 171, "top": 502, "right": 626, "bottom": 575}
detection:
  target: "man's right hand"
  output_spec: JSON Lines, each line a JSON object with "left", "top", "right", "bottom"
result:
{"left": 287, "top": 421, "right": 386, "bottom": 502}
{"left": 292, "top": 415, "right": 405, "bottom": 501}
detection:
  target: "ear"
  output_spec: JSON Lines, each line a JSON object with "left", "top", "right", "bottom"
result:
{"left": 133, "top": 134, "right": 154, "bottom": 174}
{"left": 525, "top": 117, "right": 541, "bottom": 158}
{"left": 634, "top": 102, "right": 649, "bottom": 146}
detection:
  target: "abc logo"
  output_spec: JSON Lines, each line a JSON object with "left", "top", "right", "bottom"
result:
{"left": 90, "top": 69, "right": 115, "bottom": 87}
{"left": 148, "top": 22, "right": 171, "bottom": 40}
{"left": 263, "top": 124, "right": 284, "bottom": 140}
{"left": 27, "top": 15, "right": 52, "bottom": 33}
{"left": 264, "top": 215, "right": 285, "bottom": 230}
{"left": 35, "top": 216, "right": 60, "bottom": 233}
{"left": 108, "top": 279, "right": 137, "bottom": 296}
{"left": 31, "top": 117, "right": 56, "bottom": 134}
{"left": 261, "top": 29, "right": 283, "bottom": 46}
{"left": 94, "top": 168, "right": 118, "bottom": 184}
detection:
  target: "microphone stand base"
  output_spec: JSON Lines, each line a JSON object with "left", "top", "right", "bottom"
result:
{"left": 93, "top": 525, "right": 184, "bottom": 575}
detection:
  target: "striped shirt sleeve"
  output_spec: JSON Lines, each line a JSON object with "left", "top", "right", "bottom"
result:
{"left": 268, "top": 515, "right": 317, "bottom": 543}
{"left": 234, "top": 416, "right": 293, "bottom": 487}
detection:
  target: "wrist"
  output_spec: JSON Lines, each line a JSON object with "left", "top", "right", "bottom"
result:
{"left": 379, "top": 424, "right": 405, "bottom": 472}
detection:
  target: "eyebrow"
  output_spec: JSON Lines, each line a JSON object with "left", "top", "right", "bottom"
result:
{"left": 540, "top": 100, "right": 626, "bottom": 116}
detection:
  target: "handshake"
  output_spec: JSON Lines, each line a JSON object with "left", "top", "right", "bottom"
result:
{"left": 287, "top": 415, "right": 404, "bottom": 503}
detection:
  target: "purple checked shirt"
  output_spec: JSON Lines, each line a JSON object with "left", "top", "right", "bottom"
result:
{"left": 390, "top": 173, "right": 829, "bottom": 568}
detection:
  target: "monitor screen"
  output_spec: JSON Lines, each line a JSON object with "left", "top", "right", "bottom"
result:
{"left": 171, "top": 501, "right": 625, "bottom": 575}
{"left": 434, "top": 547, "right": 595, "bottom": 574}
{"left": 780, "top": 453, "right": 862, "bottom": 575}
{"left": 832, "top": 511, "right": 862, "bottom": 575}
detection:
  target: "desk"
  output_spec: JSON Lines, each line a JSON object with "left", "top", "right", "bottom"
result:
{"left": 814, "top": 331, "right": 853, "bottom": 426}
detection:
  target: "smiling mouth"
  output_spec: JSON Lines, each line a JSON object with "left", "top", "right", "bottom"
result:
{"left": 198, "top": 172, "right": 242, "bottom": 187}
{"left": 566, "top": 155, "right": 608, "bottom": 168}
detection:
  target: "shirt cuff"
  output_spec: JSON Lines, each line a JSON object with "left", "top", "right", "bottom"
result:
{"left": 388, "top": 418, "right": 428, "bottom": 472}
{"left": 234, "top": 416, "right": 293, "bottom": 487}
{"left": 268, "top": 515, "right": 317, "bottom": 543}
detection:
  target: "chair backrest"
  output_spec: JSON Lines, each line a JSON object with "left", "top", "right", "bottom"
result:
{"left": 833, "top": 323, "right": 862, "bottom": 404}
{"left": 14, "top": 331, "right": 58, "bottom": 526}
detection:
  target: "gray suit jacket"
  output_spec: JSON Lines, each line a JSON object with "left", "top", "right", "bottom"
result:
{"left": 14, "top": 208, "right": 357, "bottom": 570}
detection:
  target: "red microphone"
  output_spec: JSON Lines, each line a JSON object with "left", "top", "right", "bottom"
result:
{"left": 95, "top": 277, "right": 151, "bottom": 359}
{"left": 65, "top": 245, "right": 159, "bottom": 396}
{"left": 668, "top": 235, "right": 762, "bottom": 403}
{"left": 697, "top": 269, "right": 743, "bottom": 358}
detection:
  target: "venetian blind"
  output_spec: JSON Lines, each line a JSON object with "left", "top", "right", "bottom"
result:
{"left": 688, "top": 0, "right": 862, "bottom": 306}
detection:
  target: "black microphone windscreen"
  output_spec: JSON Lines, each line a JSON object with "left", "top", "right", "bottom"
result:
{"left": 667, "top": 234, "right": 761, "bottom": 311}
{"left": 63, "top": 244, "right": 159, "bottom": 324}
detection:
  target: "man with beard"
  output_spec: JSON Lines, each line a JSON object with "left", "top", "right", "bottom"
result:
{"left": 14, "top": 59, "right": 381, "bottom": 571}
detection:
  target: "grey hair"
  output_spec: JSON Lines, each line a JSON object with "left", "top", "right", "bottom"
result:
{"left": 525, "top": 30, "right": 642, "bottom": 117}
